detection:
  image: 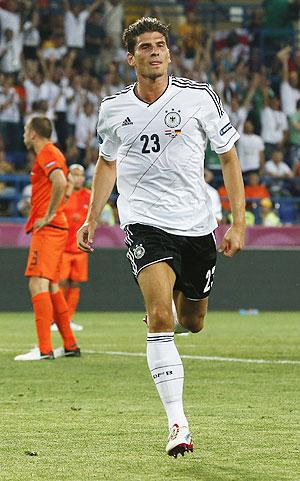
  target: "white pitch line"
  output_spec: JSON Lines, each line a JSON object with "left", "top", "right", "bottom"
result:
{"left": 2, "top": 347, "right": 299, "bottom": 365}
{"left": 84, "top": 350, "right": 300, "bottom": 366}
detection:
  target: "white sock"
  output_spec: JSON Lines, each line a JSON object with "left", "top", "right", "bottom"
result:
{"left": 172, "top": 300, "right": 190, "bottom": 334}
{"left": 147, "top": 332, "right": 188, "bottom": 429}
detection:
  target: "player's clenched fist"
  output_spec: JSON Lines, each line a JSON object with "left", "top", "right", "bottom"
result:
{"left": 77, "top": 220, "right": 97, "bottom": 253}
{"left": 218, "top": 225, "right": 245, "bottom": 257}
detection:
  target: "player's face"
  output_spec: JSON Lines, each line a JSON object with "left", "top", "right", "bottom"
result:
{"left": 70, "top": 168, "right": 85, "bottom": 190}
{"left": 127, "top": 32, "right": 171, "bottom": 80}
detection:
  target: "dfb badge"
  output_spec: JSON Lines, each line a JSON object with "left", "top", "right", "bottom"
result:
{"left": 133, "top": 244, "right": 145, "bottom": 259}
{"left": 164, "top": 109, "right": 181, "bottom": 128}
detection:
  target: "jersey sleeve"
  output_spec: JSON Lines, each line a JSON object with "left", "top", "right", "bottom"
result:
{"left": 37, "top": 150, "right": 63, "bottom": 177}
{"left": 96, "top": 101, "right": 120, "bottom": 161}
{"left": 199, "top": 86, "right": 240, "bottom": 154}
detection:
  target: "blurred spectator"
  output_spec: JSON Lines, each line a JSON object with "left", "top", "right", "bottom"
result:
{"left": 217, "top": 184, "right": 230, "bottom": 215}
{"left": 40, "top": 32, "right": 67, "bottom": 62}
{"left": 85, "top": 9, "right": 106, "bottom": 73}
{"left": 63, "top": 0, "right": 102, "bottom": 51}
{"left": 288, "top": 99, "right": 300, "bottom": 167}
{"left": 22, "top": 11, "right": 41, "bottom": 60}
{"left": 237, "top": 120, "right": 265, "bottom": 175}
{"left": 66, "top": 74, "right": 86, "bottom": 137}
{"left": 260, "top": 94, "right": 288, "bottom": 159}
{"left": 65, "top": 137, "right": 80, "bottom": 166}
{"left": 17, "top": 183, "right": 31, "bottom": 217}
{"left": 259, "top": 197, "right": 281, "bottom": 226}
{"left": 23, "top": 69, "right": 43, "bottom": 114}
{"left": 204, "top": 168, "right": 222, "bottom": 223}
{"left": 103, "top": 0, "right": 123, "bottom": 49}
{"left": 229, "top": 202, "right": 255, "bottom": 226}
{"left": 224, "top": 74, "right": 259, "bottom": 134}
{"left": 38, "top": 52, "right": 76, "bottom": 150}
{"left": 245, "top": 173, "right": 270, "bottom": 200}
{"left": 0, "top": 74, "right": 21, "bottom": 151}
{"left": 264, "top": 149, "right": 294, "bottom": 179}
{"left": 178, "top": 11, "right": 203, "bottom": 72}
{"left": 102, "top": 64, "right": 125, "bottom": 96}
{"left": 264, "top": 149, "right": 294, "bottom": 196}
{"left": 0, "top": 1, "right": 20, "bottom": 36}
{"left": 99, "top": 202, "right": 116, "bottom": 226}
{"left": 75, "top": 100, "right": 97, "bottom": 163}
{"left": 0, "top": 28, "right": 22, "bottom": 78}
{"left": 278, "top": 47, "right": 300, "bottom": 117}
{"left": 84, "top": 144, "right": 98, "bottom": 184}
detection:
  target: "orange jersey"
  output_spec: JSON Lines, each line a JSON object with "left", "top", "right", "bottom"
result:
{"left": 26, "top": 143, "right": 68, "bottom": 233}
{"left": 64, "top": 188, "right": 90, "bottom": 253}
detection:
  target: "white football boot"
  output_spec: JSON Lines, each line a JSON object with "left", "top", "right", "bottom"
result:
{"left": 14, "top": 347, "right": 54, "bottom": 361}
{"left": 166, "top": 424, "right": 193, "bottom": 458}
{"left": 70, "top": 321, "right": 83, "bottom": 331}
{"left": 51, "top": 321, "right": 83, "bottom": 332}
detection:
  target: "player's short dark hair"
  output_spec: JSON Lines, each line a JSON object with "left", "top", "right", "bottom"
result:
{"left": 28, "top": 116, "right": 52, "bottom": 139}
{"left": 122, "top": 17, "right": 169, "bottom": 54}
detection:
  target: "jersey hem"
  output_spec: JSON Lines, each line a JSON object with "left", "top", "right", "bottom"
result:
{"left": 121, "top": 221, "right": 217, "bottom": 237}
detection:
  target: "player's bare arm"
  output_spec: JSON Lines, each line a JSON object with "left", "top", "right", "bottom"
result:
{"left": 34, "top": 169, "right": 67, "bottom": 230}
{"left": 218, "top": 146, "right": 246, "bottom": 257}
{"left": 77, "top": 156, "right": 116, "bottom": 253}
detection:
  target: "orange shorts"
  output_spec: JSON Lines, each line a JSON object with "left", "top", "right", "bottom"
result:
{"left": 60, "top": 251, "right": 88, "bottom": 283}
{"left": 25, "top": 227, "right": 68, "bottom": 283}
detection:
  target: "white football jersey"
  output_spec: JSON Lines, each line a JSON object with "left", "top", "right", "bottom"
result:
{"left": 97, "top": 76, "right": 239, "bottom": 236}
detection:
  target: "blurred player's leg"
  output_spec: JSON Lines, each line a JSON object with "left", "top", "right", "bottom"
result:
{"left": 138, "top": 262, "right": 193, "bottom": 457}
{"left": 15, "top": 276, "right": 54, "bottom": 361}
{"left": 66, "top": 284, "right": 80, "bottom": 320}
{"left": 50, "top": 283, "right": 80, "bottom": 355}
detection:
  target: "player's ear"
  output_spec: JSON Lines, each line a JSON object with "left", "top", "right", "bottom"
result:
{"left": 127, "top": 52, "right": 135, "bottom": 67}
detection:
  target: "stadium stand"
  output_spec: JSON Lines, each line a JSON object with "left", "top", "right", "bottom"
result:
{"left": 0, "top": 0, "right": 300, "bottom": 224}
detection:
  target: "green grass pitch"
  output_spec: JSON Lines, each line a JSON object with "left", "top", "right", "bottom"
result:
{"left": 0, "top": 311, "right": 299, "bottom": 481}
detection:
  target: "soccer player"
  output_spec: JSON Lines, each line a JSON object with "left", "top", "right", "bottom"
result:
{"left": 15, "top": 116, "right": 80, "bottom": 361}
{"left": 59, "top": 164, "right": 90, "bottom": 331}
{"left": 77, "top": 18, "right": 245, "bottom": 457}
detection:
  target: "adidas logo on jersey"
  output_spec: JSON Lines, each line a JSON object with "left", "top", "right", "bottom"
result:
{"left": 122, "top": 117, "right": 133, "bottom": 126}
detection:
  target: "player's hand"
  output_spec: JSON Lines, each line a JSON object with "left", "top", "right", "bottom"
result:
{"left": 33, "top": 215, "right": 53, "bottom": 231}
{"left": 77, "top": 220, "right": 97, "bottom": 253}
{"left": 218, "top": 224, "right": 245, "bottom": 257}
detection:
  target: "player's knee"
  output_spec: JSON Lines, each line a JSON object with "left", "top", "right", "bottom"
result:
{"left": 184, "top": 312, "right": 206, "bottom": 333}
{"left": 28, "top": 276, "right": 49, "bottom": 296}
{"left": 148, "top": 303, "right": 173, "bottom": 331}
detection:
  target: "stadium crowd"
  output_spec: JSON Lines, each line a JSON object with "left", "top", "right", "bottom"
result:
{"left": 0, "top": 0, "right": 300, "bottom": 225}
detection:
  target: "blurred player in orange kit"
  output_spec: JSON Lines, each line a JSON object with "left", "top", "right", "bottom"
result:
{"left": 57, "top": 164, "right": 90, "bottom": 331}
{"left": 15, "top": 116, "right": 80, "bottom": 361}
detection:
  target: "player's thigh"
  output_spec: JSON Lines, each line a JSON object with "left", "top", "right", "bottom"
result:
{"left": 137, "top": 262, "right": 176, "bottom": 332}
{"left": 71, "top": 252, "right": 88, "bottom": 282}
{"left": 177, "top": 233, "right": 217, "bottom": 301}
{"left": 25, "top": 228, "right": 68, "bottom": 283}
{"left": 60, "top": 252, "right": 72, "bottom": 282}
{"left": 174, "top": 290, "right": 208, "bottom": 333}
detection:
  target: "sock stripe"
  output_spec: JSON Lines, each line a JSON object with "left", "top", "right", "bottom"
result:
{"left": 155, "top": 376, "right": 184, "bottom": 386}
{"left": 151, "top": 363, "right": 182, "bottom": 372}
{"left": 147, "top": 339, "right": 174, "bottom": 343}
{"left": 147, "top": 335, "right": 174, "bottom": 340}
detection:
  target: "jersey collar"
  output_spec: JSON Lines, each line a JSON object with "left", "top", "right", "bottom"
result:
{"left": 132, "top": 76, "right": 171, "bottom": 107}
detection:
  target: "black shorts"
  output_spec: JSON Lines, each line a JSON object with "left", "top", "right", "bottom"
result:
{"left": 124, "top": 224, "right": 217, "bottom": 300}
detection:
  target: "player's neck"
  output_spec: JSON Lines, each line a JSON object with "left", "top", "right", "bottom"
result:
{"left": 33, "top": 138, "right": 51, "bottom": 154}
{"left": 135, "top": 74, "right": 169, "bottom": 104}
